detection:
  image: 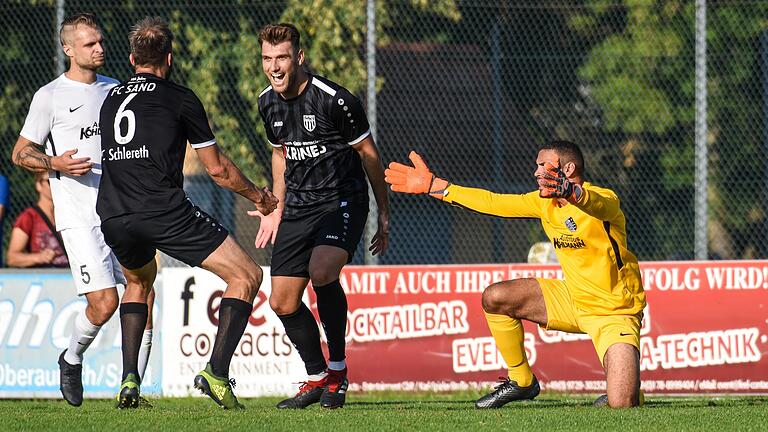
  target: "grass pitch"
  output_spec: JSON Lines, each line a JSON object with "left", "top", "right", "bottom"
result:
{"left": 3, "top": 392, "right": 766, "bottom": 431}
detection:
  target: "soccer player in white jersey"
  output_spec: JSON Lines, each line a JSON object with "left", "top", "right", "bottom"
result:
{"left": 11, "top": 12, "right": 155, "bottom": 407}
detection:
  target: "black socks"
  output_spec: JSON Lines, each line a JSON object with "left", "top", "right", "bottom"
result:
{"left": 210, "top": 297, "right": 253, "bottom": 378}
{"left": 278, "top": 303, "right": 327, "bottom": 375}
{"left": 314, "top": 279, "right": 347, "bottom": 362}
{"left": 120, "top": 302, "right": 148, "bottom": 381}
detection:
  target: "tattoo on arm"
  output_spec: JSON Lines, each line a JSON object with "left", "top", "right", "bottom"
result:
{"left": 14, "top": 142, "right": 51, "bottom": 171}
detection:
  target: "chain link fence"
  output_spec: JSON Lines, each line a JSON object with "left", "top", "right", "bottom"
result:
{"left": 1, "top": 0, "right": 766, "bottom": 267}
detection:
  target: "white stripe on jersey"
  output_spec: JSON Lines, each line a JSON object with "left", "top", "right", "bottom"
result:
{"left": 190, "top": 138, "right": 217, "bottom": 149}
{"left": 19, "top": 74, "right": 118, "bottom": 230}
{"left": 259, "top": 85, "right": 273, "bottom": 98}
{"left": 311, "top": 78, "right": 337, "bottom": 96}
{"left": 348, "top": 129, "right": 371, "bottom": 146}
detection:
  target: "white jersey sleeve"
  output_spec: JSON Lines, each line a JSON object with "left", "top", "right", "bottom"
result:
{"left": 20, "top": 86, "right": 54, "bottom": 145}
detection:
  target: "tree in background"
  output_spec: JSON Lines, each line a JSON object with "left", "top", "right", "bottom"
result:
{"left": 570, "top": 0, "right": 768, "bottom": 259}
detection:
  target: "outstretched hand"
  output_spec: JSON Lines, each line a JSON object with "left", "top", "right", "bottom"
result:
{"left": 539, "top": 160, "right": 580, "bottom": 202}
{"left": 385, "top": 151, "right": 451, "bottom": 199}
{"left": 384, "top": 151, "right": 434, "bottom": 194}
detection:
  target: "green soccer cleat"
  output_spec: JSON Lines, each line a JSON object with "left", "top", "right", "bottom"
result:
{"left": 193, "top": 363, "right": 245, "bottom": 410}
{"left": 115, "top": 373, "right": 141, "bottom": 409}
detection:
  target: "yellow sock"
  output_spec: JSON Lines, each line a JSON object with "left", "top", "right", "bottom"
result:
{"left": 484, "top": 312, "right": 533, "bottom": 387}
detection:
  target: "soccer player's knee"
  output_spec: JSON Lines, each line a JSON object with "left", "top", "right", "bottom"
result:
{"left": 481, "top": 284, "right": 505, "bottom": 313}
{"left": 90, "top": 297, "right": 118, "bottom": 325}
{"left": 245, "top": 265, "right": 263, "bottom": 290}
{"left": 308, "top": 266, "right": 337, "bottom": 287}
{"left": 269, "top": 296, "right": 298, "bottom": 316}
{"left": 230, "top": 266, "right": 262, "bottom": 299}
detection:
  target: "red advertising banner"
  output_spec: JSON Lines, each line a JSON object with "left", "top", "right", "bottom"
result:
{"left": 322, "top": 261, "right": 768, "bottom": 394}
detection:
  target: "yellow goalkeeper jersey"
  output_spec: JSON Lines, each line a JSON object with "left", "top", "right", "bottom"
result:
{"left": 444, "top": 182, "right": 646, "bottom": 316}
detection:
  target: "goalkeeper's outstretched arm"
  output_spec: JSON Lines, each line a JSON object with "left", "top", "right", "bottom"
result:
{"left": 384, "top": 151, "right": 540, "bottom": 218}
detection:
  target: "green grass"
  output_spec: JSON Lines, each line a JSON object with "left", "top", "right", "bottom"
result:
{"left": 3, "top": 393, "right": 767, "bottom": 431}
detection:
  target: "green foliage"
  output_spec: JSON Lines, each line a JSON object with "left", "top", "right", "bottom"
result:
{"left": 569, "top": 0, "right": 768, "bottom": 259}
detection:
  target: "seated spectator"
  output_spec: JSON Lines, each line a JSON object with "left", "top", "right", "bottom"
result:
{"left": 6, "top": 173, "right": 68, "bottom": 268}
{"left": 0, "top": 173, "right": 8, "bottom": 267}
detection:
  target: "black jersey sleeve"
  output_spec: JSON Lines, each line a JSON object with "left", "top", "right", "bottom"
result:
{"left": 258, "top": 102, "right": 280, "bottom": 147}
{"left": 181, "top": 90, "right": 216, "bottom": 148}
{"left": 330, "top": 89, "right": 371, "bottom": 145}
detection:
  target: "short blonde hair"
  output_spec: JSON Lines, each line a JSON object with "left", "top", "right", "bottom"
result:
{"left": 60, "top": 12, "right": 101, "bottom": 46}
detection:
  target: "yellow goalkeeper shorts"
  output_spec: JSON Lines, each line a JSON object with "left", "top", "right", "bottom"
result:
{"left": 537, "top": 278, "right": 642, "bottom": 364}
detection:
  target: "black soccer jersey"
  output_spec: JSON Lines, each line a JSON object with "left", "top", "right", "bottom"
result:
{"left": 258, "top": 74, "right": 370, "bottom": 219}
{"left": 97, "top": 73, "right": 215, "bottom": 221}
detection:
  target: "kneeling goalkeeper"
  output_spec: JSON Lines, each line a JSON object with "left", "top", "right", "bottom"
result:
{"left": 385, "top": 140, "right": 646, "bottom": 408}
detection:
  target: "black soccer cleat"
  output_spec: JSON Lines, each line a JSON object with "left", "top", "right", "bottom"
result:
{"left": 277, "top": 379, "right": 325, "bottom": 409}
{"left": 115, "top": 373, "right": 141, "bottom": 409}
{"left": 475, "top": 376, "right": 540, "bottom": 409}
{"left": 320, "top": 368, "right": 349, "bottom": 409}
{"left": 58, "top": 350, "right": 84, "bottom": 407}
{"left": 593, "top": 391, "right": 644, "bottom": 408}
{"left": 593, "top": 394, "right": 609, "bottom": 407}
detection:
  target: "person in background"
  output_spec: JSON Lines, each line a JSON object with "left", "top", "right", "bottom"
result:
{"left": 7, "top": 172, "right": 68, "bottom": 268}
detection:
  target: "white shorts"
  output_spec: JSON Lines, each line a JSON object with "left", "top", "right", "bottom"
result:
{"left": 60, "top": 226, "right": 127, "bottom": 295}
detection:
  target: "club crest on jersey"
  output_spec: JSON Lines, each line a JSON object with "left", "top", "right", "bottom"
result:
{"left": 303, "top": 115, "right": 316, "bottom": 132}
{"left": 565, "top": 217, "right": 577, "bottom": 232}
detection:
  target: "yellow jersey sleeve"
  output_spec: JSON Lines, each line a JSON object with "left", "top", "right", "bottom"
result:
{"left": 573, "top": 185, "right": 621, "bottom": 221}
{"left": 443, "top": 184, "right": 542, "bottom": 218}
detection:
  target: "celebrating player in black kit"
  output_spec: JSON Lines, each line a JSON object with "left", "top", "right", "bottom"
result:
{"left": 253, "top": 23, "right": 390, "bottom": 409}
{"left": 97, "top": 17, "right": 277, "bottom": 409}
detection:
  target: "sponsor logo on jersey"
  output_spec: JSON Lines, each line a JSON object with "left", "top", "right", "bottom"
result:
{"left": 552, "top": 234, "right": 586, "bottom": 249}
{"left": 273, "top": 121, "right": 283, "bottom": 127}
{"left": 565, "top": 217, "right": 577, "bottom": 232}
{"left": 69, "top": 105, "right": 84, "bottom": 113}
{"left": 303, "top": 114, "right": 316, "bottom": 132}
{"left": 283, "top": 140, "right": 327, "bottom": 160}
{"left": 80, "top": 122, "right": 101, "bottom": 140}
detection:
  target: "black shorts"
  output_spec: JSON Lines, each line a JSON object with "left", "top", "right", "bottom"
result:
{"left": 101, "top": 201, "right": 229, "bottom": 270}
{"left": 271, "top": 202, "right": 368, "bottom": 277}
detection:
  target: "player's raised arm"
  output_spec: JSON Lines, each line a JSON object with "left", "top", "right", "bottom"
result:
{"left": 194, "top": 143, "right": 278, "bottom": 215}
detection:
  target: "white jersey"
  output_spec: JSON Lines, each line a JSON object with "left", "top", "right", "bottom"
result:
{"left": 20, "top": 73, "right": 119, "bottom": 231}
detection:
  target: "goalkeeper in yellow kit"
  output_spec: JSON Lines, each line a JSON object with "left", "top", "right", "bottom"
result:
{"left": 385, "top": 140, "right": 646, "bottom": 408}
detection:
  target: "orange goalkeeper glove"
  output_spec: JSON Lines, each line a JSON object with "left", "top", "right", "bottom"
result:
{"left": 540, "top": 161, "right": 581, "bottom": 203}
{"left": 385, "top": 151, "right": 449, "bottom": 199}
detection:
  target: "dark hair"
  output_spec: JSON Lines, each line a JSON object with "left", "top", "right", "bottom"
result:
{"left": 129, "top": 17, "right": 173, "bottom": 68}
{"left": 539, "top": 140, "right": 585, "bottom": 176}
{"left": 258, "top": 23, "right": 301, "bottom": 52}
{"left": 60, "top": 12, "right": 101, "bottom": 46}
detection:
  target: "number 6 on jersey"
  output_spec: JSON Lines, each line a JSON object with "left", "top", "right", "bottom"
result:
{"left": 114, "top": 93, "right": 138, "bottom": 144}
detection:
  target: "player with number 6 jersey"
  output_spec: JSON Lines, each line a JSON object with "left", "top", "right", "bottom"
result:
{"left": 97, "top": 16, "right": 277, "bottom": 410}
{"left": 10, "top": 12, "right": 156, "bottom": 408}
